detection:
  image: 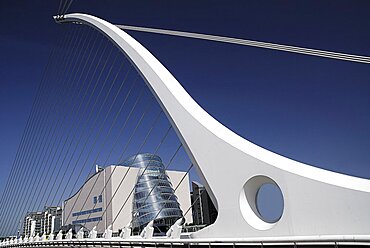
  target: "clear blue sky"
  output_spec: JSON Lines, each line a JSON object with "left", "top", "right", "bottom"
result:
{"left": 0, "top": 0, "right": 369, "bottom": 206}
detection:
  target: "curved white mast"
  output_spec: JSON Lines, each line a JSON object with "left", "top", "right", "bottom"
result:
{"left": 56, "top": 13, "right": 370, "bottom": 239}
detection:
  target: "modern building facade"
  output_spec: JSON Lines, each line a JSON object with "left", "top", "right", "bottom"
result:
{"left": 23, "top": 206, "right": 62, "bottom": 237}
{"left": 191, "top": 182, "right": 217, "bottom": 226}
{"left": 127, "top": 154, "right": 183, "bottom": 233}
{"left": 63, "top": 154, "right": 192, "bottom": 234}
{"left": 23, "top": 212, "right": 42, "bottom": 237}
{"left": 41, "top": 207, "right": 62, "bottom": 235}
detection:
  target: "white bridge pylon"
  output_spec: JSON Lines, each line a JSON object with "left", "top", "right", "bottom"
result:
{"left": 57, "top": 13, "right": 370, "bottom": 239}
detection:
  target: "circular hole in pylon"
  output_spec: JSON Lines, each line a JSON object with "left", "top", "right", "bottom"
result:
{"left": 256, "top": 183, "right": 284, "bottom": 223}
{"left": 239, "top": 175, "right": 284, "bottom": 230}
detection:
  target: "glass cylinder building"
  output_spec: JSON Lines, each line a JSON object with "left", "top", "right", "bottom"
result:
{"left": 120, "top": 153, "right": 183, "bottom": 234}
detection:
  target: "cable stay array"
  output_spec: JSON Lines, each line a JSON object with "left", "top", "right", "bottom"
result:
{"left": 0, "top": 19, "right": 198, "bottom": 238}
{"left": 57, "top": 0, "right": 74, "bottom": 16}
{"left": 2, "top": 6, "right": 368, "bottom": 244}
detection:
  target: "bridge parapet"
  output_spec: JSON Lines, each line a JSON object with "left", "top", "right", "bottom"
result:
{"left": 2, "top": 237, "right": 370, "bottom": 248}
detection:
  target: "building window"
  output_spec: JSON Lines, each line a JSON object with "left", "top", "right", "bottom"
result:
{"left": 98, "top": 194, "right": 103, "bottom": 203}
{"left": 72, "top": 216, "right": 102, "bottom": 225}
{"left": 72, "top": 208, "right": 103, "bottom": 217}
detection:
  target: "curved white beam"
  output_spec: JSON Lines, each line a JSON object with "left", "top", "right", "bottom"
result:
{"left": 57, "top": 13, "right": 370, "bottom": 239}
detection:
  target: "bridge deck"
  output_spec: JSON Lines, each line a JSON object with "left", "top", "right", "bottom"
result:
{"left": 2, "top": 239, "right": 370, "bottom": 248}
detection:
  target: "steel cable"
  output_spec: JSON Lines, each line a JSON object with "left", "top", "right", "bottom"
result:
{"left": 0, "top": 26, "right": 69, "bottom": 220}
{"left": 26, "top": 30, "right": 100, "bottom": 218}
{"left": 48, "top": 44, "right": 115, "bottom": 207}
{"left": 0, "top": 26, "right": 80, "bottom": 235}
{"left": 116, "top": 24, "right": 370, "bottom": 64}
{"left": 68, "top": 96, "right": 161, "bottom": 225}
{"left": 46, "top": 42, "right": 113, "bottom": 208}
{"left": 52, "top": 51, "right": 122, "bottom": 209}
{"left": 151, "top": 163, "right": 194, "bottom": 226}
{"left": 1, "top": 26, "right": 88, "bottom": 235}
{"left": 40, "top": 34, "right": 107, "bottom": 209}
{"left": 130, "top": 143, "right": 183, "bottom": 226}
{"left": 63, "top": 78, "right": 144, "bottom": 222}
{"left": 108, "top": 125, "right": 173, "bottom": 229}
{"left": 33, "top": 31, "right": 101, "bottom": 215}
{"left": 79, "top": 90, "right": 155, "bottom": 227}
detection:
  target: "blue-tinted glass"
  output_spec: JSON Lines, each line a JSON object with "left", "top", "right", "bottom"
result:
{"left": 123, "top": 153, "right": 183, "bottom": 230}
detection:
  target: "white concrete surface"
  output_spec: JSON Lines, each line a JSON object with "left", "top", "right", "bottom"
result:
{"left": 58, "top": 13, "right": 370, "bottom": 239}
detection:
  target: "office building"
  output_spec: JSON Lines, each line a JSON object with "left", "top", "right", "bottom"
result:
{"left": 23, "top": 211, "right": 42, "bottom": 237}
{"left": 41, "top": 207, "right": 62, "bottom": 235}
{"left": 63, "top": 153, "right": 192, "bottom": 234}
{"left": 22, "top": 206, "right": 62, "bottom": 237}
{"left": 191, "top": 181, "right": 217, "bottom": 225}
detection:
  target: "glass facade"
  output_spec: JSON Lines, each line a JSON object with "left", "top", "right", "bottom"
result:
{"left": 120, "top": 153, "right": 183, "bottom": 233}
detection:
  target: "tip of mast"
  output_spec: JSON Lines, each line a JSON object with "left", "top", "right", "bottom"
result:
{"left": 53, "top": 15, "right": 65, "bottom": 23}
{"left": 53, "top": 14, "right": 83, "bottom": 25}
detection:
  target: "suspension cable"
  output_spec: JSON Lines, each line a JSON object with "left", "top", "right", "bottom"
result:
{"left": 116, "top": 24, "right": 370, "bottom": 64}
{"left": 28, "top": 30, "right": 100, "bottom": 217}
{"left": 108, "top": 125, "right": 173, "bottom": 228}
{"left": 152, "top": 163, "right": 194, "bottom": 222}
{"left": 63, "top": 78, "right": 147, "bottom": 222}
{"left": 2, "top": 26, "right": 89, "bottom": 235}
{"left": 0, "top": 25, "right": 82, "bottom": 235}
{"left": 34, "top": 30, "right": 101, "bottom": 214}
{"left": 129, "top": 143, "right": 183, "bottom": 226}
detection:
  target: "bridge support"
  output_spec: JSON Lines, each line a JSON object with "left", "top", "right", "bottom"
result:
{"left": 56, "top": 13, "right": 370, "bottom": 240}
